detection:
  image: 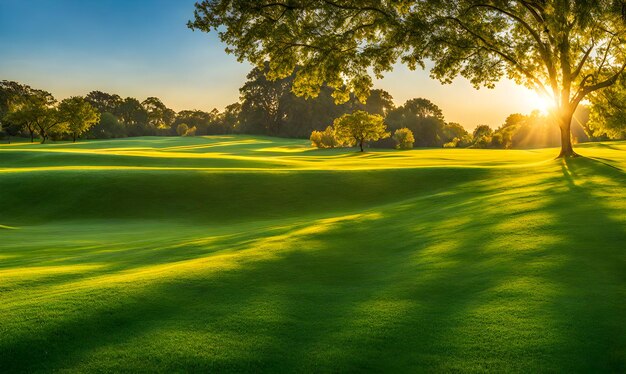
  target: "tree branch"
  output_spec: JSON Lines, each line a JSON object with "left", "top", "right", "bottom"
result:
{"left": 570, "top": 43, "right": 594, "bottom": 81}
{"left": 446, "top": 16, "right": 551, "bottom": 97}
{"left": 573, "top": 62, "right": 626, "bottom": 107}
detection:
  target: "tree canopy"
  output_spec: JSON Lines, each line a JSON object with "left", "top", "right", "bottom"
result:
{"left": 5, "top": 89, "right": 58, "bottom": 143}
{"left": 58, "top": 97, "right": 100, "bottom": 142}
{"left": 587, "top": 77, "right": 626, "bottom": 139}
{"left": 189, "top": 0, "right": 626, "bottom": 157}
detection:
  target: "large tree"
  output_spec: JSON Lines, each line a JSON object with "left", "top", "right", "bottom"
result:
{"left": 189, "top": 0, "right": 626, "bottom": 157}
{"left": 85, "top": 91, "right": 123, "bottom": 115}
{"left": 174, "top": 110, "right": 211, "bottom": 134}
{"left": 142, "top": 97, "right": 176, "bottom": 133}
{"left": 87, "top": 112, "right": 126, "bottom": 139}
{"left": 239, "top": 63, "right": 291, "bottom": 135}
{"left": 1, "top": 81, "right": 32, "bottom": 142}
{"left": 1, "top": 81, "right": 32, "bottom": 125}
{"left": 34, "top": 107, "right": 66, "bottom": 144}
{"left": 221, "top": 102, "right": 242, "bottom": 132}
{"left": 5, "top": 89, "right": 57, "bottom": 143}
{"left": 118, "top": 97, "right": 148, "bottom": 129}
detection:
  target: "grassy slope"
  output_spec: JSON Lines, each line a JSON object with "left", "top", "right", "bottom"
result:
{"left": 0, "top": 136, "right": 624, "bottom": 372}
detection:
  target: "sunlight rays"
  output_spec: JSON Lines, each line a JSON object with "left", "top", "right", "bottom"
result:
{"left": 523, "top": 91, "right": 555, "bottom": 115}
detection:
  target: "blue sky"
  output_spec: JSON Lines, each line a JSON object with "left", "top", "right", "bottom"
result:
{"left": 0, "top": 0, "right": 546, "bottom": 128}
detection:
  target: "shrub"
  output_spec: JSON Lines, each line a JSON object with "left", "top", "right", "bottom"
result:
{"left": 177, "top": 123, "right": 189, "bottom": 136}
{"left": 310, "top": 126, "right": 339, "bottom": 148}
{"left": 393, "top": 128, "right": 415, "bottom": 149}
{"left": 472, "top": 135, "right": 493, "bottom": 148}
{"left": 443, "top": 137, "right": 459, "bottom": 148}
{"left": 310, "top": 130, "right": 323, "bottom": 147}
{"left": 186, "top": 126, "right": 197, "bottom": 136}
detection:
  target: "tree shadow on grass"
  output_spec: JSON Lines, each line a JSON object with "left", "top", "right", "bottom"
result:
{"left": 539, "top": 158, "right": 626, "bottom": 371}
{"left": 0, "top": 160, "right": 624, "bottom": 372}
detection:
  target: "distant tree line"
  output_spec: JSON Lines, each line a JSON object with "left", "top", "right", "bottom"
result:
{"left": 2, "top": 63, "right": 624, "bottom": 147}
{"left": 0, "top": 80, "right": 242, "bottom": 143}
{"left": 239, "top": 65, "right": 472, "bottom": 148}
{"left": 0, "top": 81, "right": 100, "bottom": 143}
{"left": 236, "top": 65, "right": 618, "bottom": 150}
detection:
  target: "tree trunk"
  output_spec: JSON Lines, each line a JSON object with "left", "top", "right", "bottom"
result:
{"left": 73, "top": 133, "right": 77, "bottom": 143}
{"left": 29, "top": 130, "right": 34, "bottom": 143}
{"left": 557, "top": 109, "right": 578, "bottom": 158}
{"left": 359, "top": 140, "right": 364, "bottom": 152}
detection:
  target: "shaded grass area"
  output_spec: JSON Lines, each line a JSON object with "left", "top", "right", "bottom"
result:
{"left": 0, "top": 168, "right": 486, "bottom": 224}
{"left": 0, "top": 136, "right": 625, "bottom": 372}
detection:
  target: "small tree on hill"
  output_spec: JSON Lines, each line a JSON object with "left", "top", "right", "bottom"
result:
{"left": 58, "top": 97, "right": 100, "bottom": 142}
{"left": 333, "top": 111, "right": 389, "bottom": 152}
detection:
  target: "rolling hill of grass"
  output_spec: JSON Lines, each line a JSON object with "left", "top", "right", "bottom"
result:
{"left": 1, "top": 136, "right": 625, "bottom": 372}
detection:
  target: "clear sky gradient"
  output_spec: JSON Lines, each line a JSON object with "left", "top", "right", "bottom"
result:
{"left": 0, "top": 0, "right": 547, "bottom": 129}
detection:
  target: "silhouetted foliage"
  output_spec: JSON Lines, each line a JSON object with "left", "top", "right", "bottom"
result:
{"left": 87, "top": 112, "right": 125, "bottom": 139}
{"left": 386, "top": 98, "right": 448, "bottom": 147}
{"left": 5, "top": 89, "right": 60, "bottom": 143}
{"left": 238, "top": 64, "right": 395, "bottom": 138}
{"left": 118, "top": 97, "right": 149, "bottom": 136}
{"left": 0, "top": 81, "right": 34, "bottom": 142}
{"left": 142, "top": 97, "right": 176, "bottom": 135}
{"left": 85, "top": 91, "right": 123, "bottom": 115}
{"left": 174, "top": 110, "right": 211, "bottom": 134}
{"left": 1, "top": 78, "right": 597, "bottom": 151}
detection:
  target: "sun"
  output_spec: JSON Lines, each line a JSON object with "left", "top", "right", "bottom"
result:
{"left": 523, "top": 90, "right": 554, "bottom": 114}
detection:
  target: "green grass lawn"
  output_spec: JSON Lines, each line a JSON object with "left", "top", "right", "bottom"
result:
{"left": 1, "top": 136, "right": 625, "bottom": 372}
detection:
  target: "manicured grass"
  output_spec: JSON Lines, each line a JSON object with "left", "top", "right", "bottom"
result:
{"left": 0, "top": 136, "right": 625, "bottom": 372}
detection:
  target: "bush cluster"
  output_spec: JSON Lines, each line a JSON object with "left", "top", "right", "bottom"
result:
{"left": 310, "top": 126, "right": 340, "bottom": 148}
{"left": 393, "top": 128, "right": 415, "bottom": 149}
